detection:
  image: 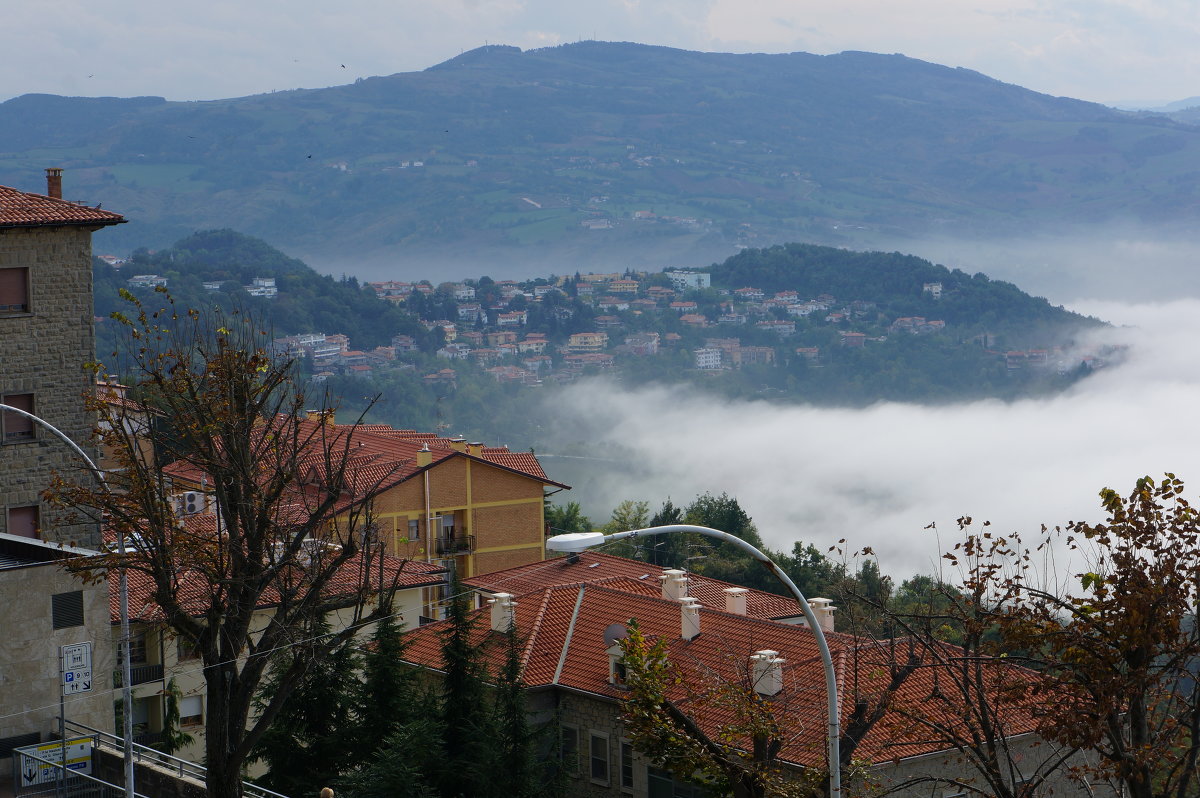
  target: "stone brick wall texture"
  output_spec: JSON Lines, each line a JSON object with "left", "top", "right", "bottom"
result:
{"left": 0, "top": 227, "right": 99, "bottom": 547}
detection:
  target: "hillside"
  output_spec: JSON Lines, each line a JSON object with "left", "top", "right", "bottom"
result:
{"left": 97, "top": 231, "right": 1110, "bottom": 446}
{"left": 9, "top": 42, "right": 1200, "bottom": 279}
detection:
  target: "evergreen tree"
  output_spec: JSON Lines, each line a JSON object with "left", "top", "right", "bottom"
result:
{"left": 488, "top": 622, "right": 540, "bottom": 798}
{"left": 436, "top": 581, "right": 492, "bottom": 797}
{"left": 355, "top": 604, "right": 418, "bottom": 747}
{"left": 250, "top": 620, "right": 361, "bottom": 795}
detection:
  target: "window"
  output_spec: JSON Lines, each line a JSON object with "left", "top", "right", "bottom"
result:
{"left": 559, "top": 725, "right": 579, "bottom": 776}
{"left": 620, "top": 740, "right": 634, "bottom": 791}
{"left": 179, "top": 695, "right": 203, "bottom": 727}
{"left": 648, "top": 767, "right": 709, "bottom": 798}
{"left": 590, "top": 732, "right": 609, "bottom": 785}
{"left": 0, "top": 267, "right": 29, "bottom": 314}
{"left": 123, "top": 633, "right": 148, "bottom": 665}
{"left": 52, "top": 591, "right": 85, "bottom": 630}
{"left": 177, "top": 638, "right": 200, "bottom": 661}
{"left": 6, "top": 505, "right": 38, "bottom": 538}
{"left": 408, "top": 518, "right": 420, "bottom": 541}
{"left": 1, "top": 393, "right": 35, "bottom": 441}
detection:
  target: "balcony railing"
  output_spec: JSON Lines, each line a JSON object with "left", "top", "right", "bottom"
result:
{"left": 436, "top": 534, "right": 475, "bottom": 555}
{"left": 112, "top": 662, "right": 164, "bottom": 687}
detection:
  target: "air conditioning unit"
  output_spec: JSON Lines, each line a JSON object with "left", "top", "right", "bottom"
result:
{"left": 175, "top": 491, "right": 210, "bottom": 516}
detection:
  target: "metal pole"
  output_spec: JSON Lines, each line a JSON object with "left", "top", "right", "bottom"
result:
{"left": 547, "top": 525, "right": 842, "bottom": 798}
{"left": 0, "top": 403, "right": 135, "bottom": 798}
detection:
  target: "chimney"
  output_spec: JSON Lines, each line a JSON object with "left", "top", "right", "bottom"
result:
{"left": 660, "top": 569, "right": 688, "bottom": 601}
{"left": 45, "top": 168, "right": 63, "bottom": 199}
{"left": 305, "top": 409, "right": 335, "bottom": 426}
{"left": 416, "top": 443, "right": 432, "bottom": 467}
{"left": 488, "top": 592, "right": 517, "bottom": 633}
{"left": 723, "top": 587, "right": 748, "bottom": 616}
{"left": 607, "top": 643, "right": 627, "bottom": 686}
{"left": 448, "top": 436, "right": 468, "bottom": 452}
{"left": 468, "top": 441, "right": 483, "bottom": 456}
{"left": 750, "top": 650, "right": 785, "bottom": 697}
{"left": 681, "top": 597, "right": 701, "bottom": 641}
{"left": 809, "top": 598, "right": 836, "bottom": 633}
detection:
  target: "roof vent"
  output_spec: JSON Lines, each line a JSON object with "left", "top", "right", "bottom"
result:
{"left": 681, "top": 597, "right": 701, "bottom": 641}
{"left": 661, "top": 569, "right": 688, "bottom": 601}
{"left": 488, "top": 592, "right": 517, "bottom": 633}
{"left": 750, "top": 650, "right": 785, "bottom": 697}
{"left": 723, "top": 587, "right": 748, "bottom": 616}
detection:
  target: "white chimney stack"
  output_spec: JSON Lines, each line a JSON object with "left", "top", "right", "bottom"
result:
{"left": 681, "top": 598, "right": 701, "bottom": 641}
{"left": 488, "top": 592, "right": 517, "bottom": 633}
{"left": 661, "top": 569, "right": 688, "bottom": 601}
{"left": 723, "top": 587, "right": 748, "bottom": 615}
{"left": 809, "top": 598, "right": 836, "bottom": 633}
{"left": 750, "top": 650, "right": 785, "bottom": 697}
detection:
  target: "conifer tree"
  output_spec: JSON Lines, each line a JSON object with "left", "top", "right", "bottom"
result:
{"left": 489, "top": 620, "right": 540, "bottom": 798}
{"left": 436, "top": 580, "right": 492, "bottom": 798}
{"left": 250, "top": 620, "right": 361, "bottom": 795}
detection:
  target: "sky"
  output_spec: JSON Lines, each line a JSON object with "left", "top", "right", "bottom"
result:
{"left": 4, "top": 0, "right": 1198, "bottom": 107}
{"left": 536, "top": 297, "right": 1200, "bottom": 579}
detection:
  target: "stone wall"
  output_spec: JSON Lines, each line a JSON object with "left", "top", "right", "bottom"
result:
{"left": 0, "top": 226, "right": 99, "bottom": 548}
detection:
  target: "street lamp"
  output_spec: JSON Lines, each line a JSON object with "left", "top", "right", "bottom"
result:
{"left": 546, "top": 525, "right": 842, "bottom": 798}
{"left": 0, "top": 403, "right": 135, "bottom": 798}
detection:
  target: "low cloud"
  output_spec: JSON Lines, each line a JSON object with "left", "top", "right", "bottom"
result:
{"left": 537, "top": 298, "right": 1200, "bottom": 578}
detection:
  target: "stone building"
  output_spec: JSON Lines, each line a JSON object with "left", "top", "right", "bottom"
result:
{"left": 0, "top": 170, "right": 125, "bottom": 546}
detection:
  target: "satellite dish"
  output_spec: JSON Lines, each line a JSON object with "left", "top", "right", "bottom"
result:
{"left": 603, "top": 623, "right": 628, "bottom": 648}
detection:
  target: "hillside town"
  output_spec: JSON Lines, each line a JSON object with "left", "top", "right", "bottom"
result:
{"left": 0, "top": 172, "right": 1161, "bottom": 798}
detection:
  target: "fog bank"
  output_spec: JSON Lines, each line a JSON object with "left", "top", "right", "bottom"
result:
{"left": 536, "top": 299, "right": 1200, "bottom": 578}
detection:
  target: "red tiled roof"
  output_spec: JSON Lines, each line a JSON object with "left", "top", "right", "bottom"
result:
{"left": 108, "top": 519, "right": 446, "bottom": 624}
{"left": 464, "top": 551, "right": 806, "bottom": 622}
{"left": 160, "top": 417, "right": 569, "bottom": 498}
{"left": 0, "top": 184, "right": 126, "bottom": 228}
{"left": 401, "top": 583, "right": 1042, "bottom": 769}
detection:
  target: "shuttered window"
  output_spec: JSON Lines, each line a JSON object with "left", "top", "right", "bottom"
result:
{"left": 0, "top": 267, "right": 29, "bottom": 313}
{"left": 7, "top": 505, "right": 38, "bottom": 538}
{"left": 52, "top": 590, "right": 84, "bottom": 630}
{"left": 2, "top": 393, "right": 35, "bottom": 441}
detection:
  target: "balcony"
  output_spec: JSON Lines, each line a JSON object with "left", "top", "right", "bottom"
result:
{"left": 113, "top": 662, "right": 164, "bottom": 687}
{"left": 436, "top": 534, "right": 475, "bottom": 556}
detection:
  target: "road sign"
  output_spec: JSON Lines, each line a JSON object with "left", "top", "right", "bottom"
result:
{"left": 61, "top": 642, "right": 93, "bottom": 695}
{"left": 14, "top": 738, "right": 93, "bottom": 786}
{"left": 62, "top": 642, "right": 91, "bottom": 671}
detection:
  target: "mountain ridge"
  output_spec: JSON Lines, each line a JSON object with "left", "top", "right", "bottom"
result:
{"left": 3, "top": 41, "right": 1197, "bottom": 279}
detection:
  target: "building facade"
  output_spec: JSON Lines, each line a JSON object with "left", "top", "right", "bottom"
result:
{"left": 0, "top": 171, "right": 125, "bottom": 546}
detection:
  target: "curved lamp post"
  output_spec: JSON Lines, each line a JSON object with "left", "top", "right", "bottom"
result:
{"left": 546, "top": 525, "right": 841, "bottom": 798}
{"left": 0, "top": 403, "right": 135, "bottom": 798}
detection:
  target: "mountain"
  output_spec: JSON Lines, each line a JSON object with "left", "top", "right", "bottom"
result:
{"left": 5, "top": 42, "right": 1199, "bottom": 279}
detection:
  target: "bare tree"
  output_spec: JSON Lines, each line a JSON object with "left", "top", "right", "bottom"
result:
{"left": 50, "top": 293, "right": 411, "bottom": 798}
{"left": 856, "top": 532, "right": 1079, "bottom": 798}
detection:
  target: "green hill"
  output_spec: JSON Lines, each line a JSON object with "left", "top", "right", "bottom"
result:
{"left": 28, "top": 41, "right": 1197, "bottom": 276}
{"left": 96, "top": 231, "right": 1108, "bottom": 446}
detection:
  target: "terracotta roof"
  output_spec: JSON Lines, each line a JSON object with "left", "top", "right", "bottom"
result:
{"left": 401, "top": 583, "right": 1042, "bottom": 770}
{"left": 0, "top": 184, "right": 126, "bottom": 229}
{"left": 107, "top": 517, "right": 446, "bottom": 624}
{"left": 464, "top": 551, "right": 805, "bottom": 622}
{"left": 160, "top": 417, "right": 569, "bottom": 499}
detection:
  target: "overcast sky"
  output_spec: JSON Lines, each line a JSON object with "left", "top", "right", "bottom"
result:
{"left": 3, "top": 1, "right": 1197, "bottom": 107}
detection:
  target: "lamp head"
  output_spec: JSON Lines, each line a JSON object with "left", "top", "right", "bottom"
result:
{"left": 546, "top": 532, "right": 607, "bottom": 553}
